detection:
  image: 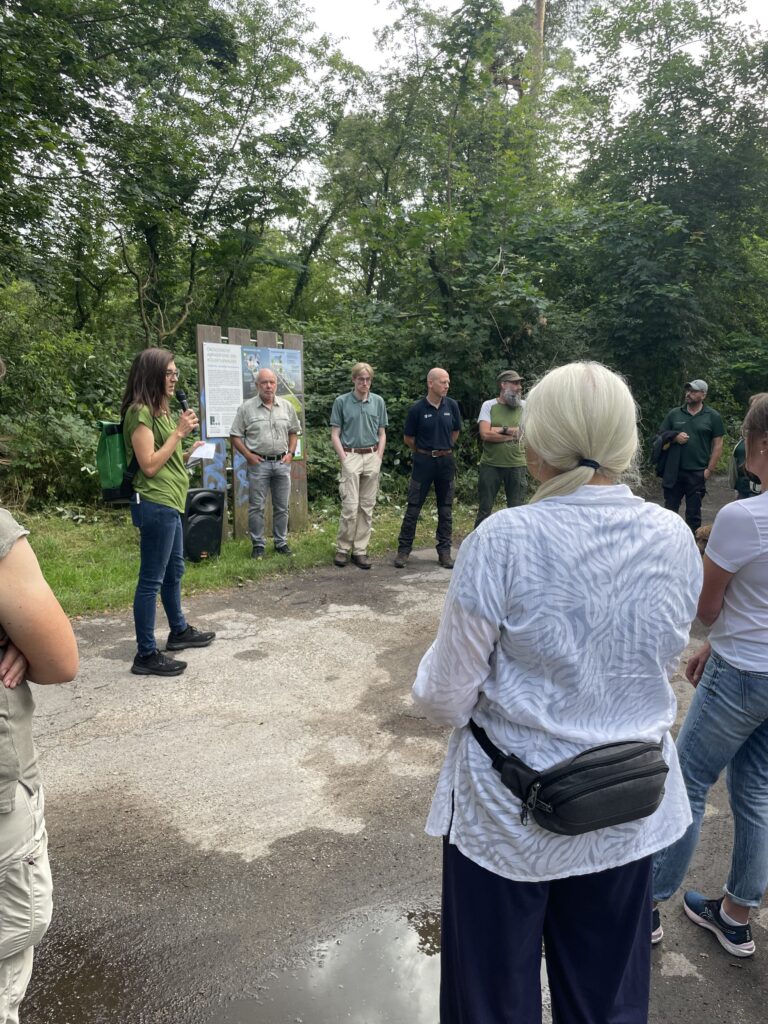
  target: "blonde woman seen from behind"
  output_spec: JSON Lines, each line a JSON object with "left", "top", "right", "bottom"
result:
{"left": 413, "top": 362, "right": 700, "bottom": 1024}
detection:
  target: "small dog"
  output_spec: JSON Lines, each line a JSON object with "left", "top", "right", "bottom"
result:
{"left": 694, "top": 524, "right": 711, "bottom": 556}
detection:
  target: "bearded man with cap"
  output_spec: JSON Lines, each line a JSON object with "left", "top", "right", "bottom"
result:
{"left": 474, "top": 370, "right": 527, "bottom": 528}
{"left": 658, "top": 379, "right": 724, "bottom": 533}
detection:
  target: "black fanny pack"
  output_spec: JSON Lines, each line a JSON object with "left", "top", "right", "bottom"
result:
{"left": 469, "top": 719, "right": 668, "bottom": 836}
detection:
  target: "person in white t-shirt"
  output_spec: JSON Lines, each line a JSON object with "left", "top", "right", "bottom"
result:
{"left": 413, "top": 362, "right": 700, "bottom": 1024}
{"left": 652, "top": 394, "right": 768, "bottom": 958}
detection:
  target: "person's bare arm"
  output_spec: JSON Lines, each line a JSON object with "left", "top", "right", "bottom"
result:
{"left": 376, "top": 427, "right": 386, "bottom": 459}
{"left": 478, "top": 421, "right": 518, "bottom": 443}
{"left": 697, "top": 554, "right": 734, "bottom": 627}
{"left": 231, "top": 435, "right": 261, "bottom": 465}
{"left": 705, "top": 436, "right": 724, "bottom": 478}
{"left": 450, "top": 430, "right": 460, "bottom": 445}
{"left": 0, "top": 538, "right": 78, "bottom": 684}
{"left": 131, "top": 410, "right": 198, "bottom": 478}
{"left": 404, "top": 435, "right": 416, "bottom": 450}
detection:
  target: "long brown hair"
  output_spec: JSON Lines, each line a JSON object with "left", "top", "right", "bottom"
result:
{"left": 743, "top": 393, "right": 768, "bottom": 459}
{"left": 120, "top": 348, "right": 175, "bottom": 418}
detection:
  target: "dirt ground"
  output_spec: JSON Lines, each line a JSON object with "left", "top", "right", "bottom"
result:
{"left": 22, "top": 474, "right": 768, "bottom": 1023}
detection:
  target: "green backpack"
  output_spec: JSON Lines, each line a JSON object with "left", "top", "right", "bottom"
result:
{"left": 96, "top": 420, "right": 138, "bottom": 504}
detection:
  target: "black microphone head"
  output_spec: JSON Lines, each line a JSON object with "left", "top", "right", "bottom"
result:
{"left": 176, "top": 389, "right": 189, "bottom": 412}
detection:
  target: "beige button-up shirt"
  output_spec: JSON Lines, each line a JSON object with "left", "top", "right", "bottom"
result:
{"left": 230, "top": 395, "right": 300, "bottom": 457}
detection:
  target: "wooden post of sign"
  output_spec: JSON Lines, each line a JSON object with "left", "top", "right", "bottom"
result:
{"left": 196, "top": 324, "right": 229, "bottom": 546}
{"left": 282, "top": 332, "right": 308, "bottom": 531}
{"left": 227, "top": 326, "right": 251, "bottom": 540}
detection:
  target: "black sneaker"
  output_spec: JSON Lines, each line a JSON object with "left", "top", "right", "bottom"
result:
{"left": 252, "top": 545, "right": 265, "bottom": 560}
{"left": 131, "top": 650, "right": 187, "bottom": 676}
{"left": 275, "top": 544, "right": 293, "bottom": 556}
{"left": 651, "top": 907, "right": 663, "bottom": 945}
{"left": 166, "top": 625, "right": 216, "bottom": 651}
{"left": 683, "top": 891, "right": 755, "bottom": 957}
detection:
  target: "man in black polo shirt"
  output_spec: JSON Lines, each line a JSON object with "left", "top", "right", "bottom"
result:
{"left": 658, "top": 378, "right": 725, "bottom": 533}
{"left": 394, "top": 367, "right": 462, "bottom": 569}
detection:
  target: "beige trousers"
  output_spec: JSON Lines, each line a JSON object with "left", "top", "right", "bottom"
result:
{"left": 0, "top": 784, "right": 53, "bottom": 1024}
{"left": 336, "top": 452, "right": 382, "bottom": 554}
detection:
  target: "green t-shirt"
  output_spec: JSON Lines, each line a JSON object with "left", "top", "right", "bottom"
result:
{"left": 658, "top": 404, "right": 725, "bottom": 472}
{"left": 478, "top": 399, "right": 526, "bottom": 468}
{"left": 123, "top": 405, "right": 189, "bottom": 513}
{"left": 329, "top": 391, "right": 388, "bottom": 448}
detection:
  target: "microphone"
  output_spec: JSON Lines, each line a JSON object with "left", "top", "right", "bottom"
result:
{"left": 176, "top": 390, "right": 197, "bottom": 433}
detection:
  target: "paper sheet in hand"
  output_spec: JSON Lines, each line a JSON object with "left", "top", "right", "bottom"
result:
{"left": 186, "top": 442, "right": 217, "bottom": 465}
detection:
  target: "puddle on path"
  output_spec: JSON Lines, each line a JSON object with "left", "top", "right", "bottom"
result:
{"left": 214, "top": 909, "right": 551, "bottom": 1024}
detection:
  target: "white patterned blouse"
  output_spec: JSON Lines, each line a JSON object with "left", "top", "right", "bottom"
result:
{"left": 412, "top": 484, "right": 702, "bottom": 882}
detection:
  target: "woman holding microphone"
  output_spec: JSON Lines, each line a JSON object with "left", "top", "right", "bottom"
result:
{"left": 121, "top": 349, "right": 215, "bottom": 677}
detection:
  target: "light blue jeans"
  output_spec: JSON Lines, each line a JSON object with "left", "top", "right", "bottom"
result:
{"left": 247, "top": 460, "right": 291, "bottom": 548}
{"left": 652, "top": 650, "right": 768, "bottom": 908}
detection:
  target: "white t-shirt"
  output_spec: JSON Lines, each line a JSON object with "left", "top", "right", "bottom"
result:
{"left": 706, "top": 492, "right": 768, "bottom": 672}
{"left": 412, "top": 485, "right": 700, "bottom": 882}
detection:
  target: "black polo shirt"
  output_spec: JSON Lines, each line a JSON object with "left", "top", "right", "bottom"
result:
{"left": 404, "top": 397, "right": 462, "bottom": 450}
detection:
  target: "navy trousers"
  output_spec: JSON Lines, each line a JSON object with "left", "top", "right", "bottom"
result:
{"left": 440, "top": 839, "right": 653, "bottom": 1024}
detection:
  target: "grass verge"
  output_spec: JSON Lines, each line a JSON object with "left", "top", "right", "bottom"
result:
{"left": 20, "top": 500, "right": 477, "bottom": 618}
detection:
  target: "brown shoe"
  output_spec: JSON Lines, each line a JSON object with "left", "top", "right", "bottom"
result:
{"left": 333, "top": 550, "right": 349, "bottom": 567}
{"left": 394, "top": 551, "right": 409, "bottom": 568}
{"left": 438, "top": 553, "right": 454, "bottom": 569}
{"left": 351, "top": 552, "right": 372, "bottom": 570}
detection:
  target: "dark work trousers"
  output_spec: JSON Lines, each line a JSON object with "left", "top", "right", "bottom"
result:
{"left": 440, "top": 839, "right": 653, "bottom": 1024}
{"left": 474, "top": 464, "right": 527, "bottom": 528}
{"left": 663, "top": 468, "right": 706, "bottom": 533}
{"left": 397, "top": 452, "right": 456, "bottom": 555}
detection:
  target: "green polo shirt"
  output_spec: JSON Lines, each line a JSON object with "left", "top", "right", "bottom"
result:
{"left": 658, "top": 404, "right": 724, "bottom": 472}
{"left": 478, "top": 399, "right": 526, "bottom": 468}
{"left": 329, "top": 391, "right": 388, "bottom": 448}
{"left": 123, "top": 405, "right": 189, "bottom": 513}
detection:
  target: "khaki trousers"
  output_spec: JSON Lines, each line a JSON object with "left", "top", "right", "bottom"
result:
{"left": 0, "top": 784, "right": 53, "bottom": 1024}
{"left": 336, "top": 452, "right": 382, "bottom": 554}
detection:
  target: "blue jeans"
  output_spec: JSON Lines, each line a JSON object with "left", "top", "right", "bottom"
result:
{"left": 131, "top": 496, "right": 187, "bottom": 656}
{"left": 652, "top": 650, "right": 768, "bottom": 908}
{"left": 247, "top": 461, "right": 291, "bottom": 548}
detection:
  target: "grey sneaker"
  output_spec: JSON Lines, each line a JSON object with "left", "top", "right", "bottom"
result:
{"left": 132, "top": 650, "right": 187, "bottom": 676}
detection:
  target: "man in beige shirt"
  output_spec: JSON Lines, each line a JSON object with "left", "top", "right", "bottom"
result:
{"left": 230, "top": 369, "right": 300, "bottom": 558}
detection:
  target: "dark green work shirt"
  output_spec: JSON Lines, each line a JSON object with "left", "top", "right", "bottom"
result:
{"left": 329, "top": 391, "right": 388, "bottom": 448}
{"left": 658, "top": 404, "right": 724, "bottom": 472}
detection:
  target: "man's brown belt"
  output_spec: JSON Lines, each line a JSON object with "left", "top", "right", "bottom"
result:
{"left": 415, "top": 448, "right": 453, "bottom": 457}
{"left": 343, "top": 446, "right": 378, "bottom": 454}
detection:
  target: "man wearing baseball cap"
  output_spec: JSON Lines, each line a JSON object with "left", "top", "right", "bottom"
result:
{"left": 474, "top": 370, "right": 527, "bottom": 528}
{"left": 657, "top": 379, "right": 724, "bottom": 533}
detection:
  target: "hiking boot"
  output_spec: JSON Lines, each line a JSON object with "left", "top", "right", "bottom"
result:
{"left": 438, "top": 552, "right": 455, "bottom": 569}
{"left": 131, "top": 650, "right": 187, "bottom": 676}
{"left": 651, "top": 907, "right": 663, "bottom": 945}
{"left": 394, "top": 550, "right": 409, "bottom": 568}
{"left": 275, "top": 544, "right": 293, "bottom": 556}
{"left": 252, "top": 545, "right": 265, "bottom": 560}
{"left": 683, "top": 892, "right": 755, "bottom": 957}
{"left": 333, "top": 550, "right": 349, "bottom": 567}
{"left": 351, "top": 553, "right": 372, "bottom": 570}
{"left": 166, "top": 625, "right": 216, "bottom": 651}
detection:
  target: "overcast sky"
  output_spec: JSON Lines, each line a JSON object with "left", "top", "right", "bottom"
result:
{"left": 307, "top": 0, "right": 766, "bottom": 70}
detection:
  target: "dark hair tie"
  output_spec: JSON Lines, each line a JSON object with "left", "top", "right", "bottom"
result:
{"left": 579, "top": 458, "right": 600, "bottom": 470}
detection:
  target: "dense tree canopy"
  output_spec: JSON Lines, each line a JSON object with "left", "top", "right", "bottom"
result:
{"left": 1, "top": 0, "right": 767, "bottom": 504}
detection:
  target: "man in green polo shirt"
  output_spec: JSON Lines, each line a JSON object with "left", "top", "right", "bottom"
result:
{"left": 330, "top": 362, "right": 388, "bottom": 569}
{"left": 658, "top": 378, "right": 725, "bottom": 533}
{"left": 474, "top": 370, "right": 528, "bottom": 528}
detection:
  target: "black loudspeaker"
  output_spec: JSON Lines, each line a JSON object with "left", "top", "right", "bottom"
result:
{"left": 183, "top": 488, "right": 225, "bottom": 562}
